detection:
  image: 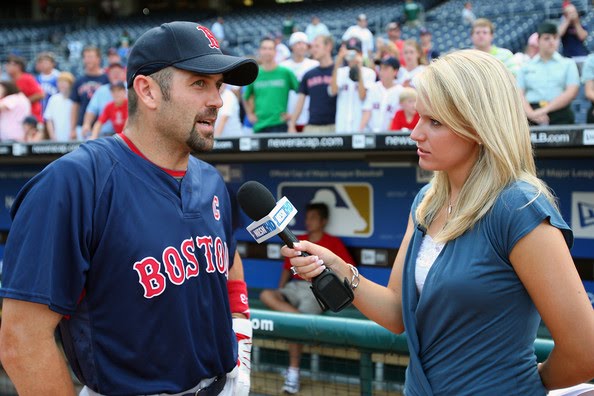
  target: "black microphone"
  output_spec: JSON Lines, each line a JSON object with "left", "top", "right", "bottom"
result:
{"left": 236, "top": 181, "right": 354, "bottom": 312}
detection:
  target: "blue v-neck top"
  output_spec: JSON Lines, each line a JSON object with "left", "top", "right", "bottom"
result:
{"left": 402, "top": 182, "right": 572, "bottom": 396}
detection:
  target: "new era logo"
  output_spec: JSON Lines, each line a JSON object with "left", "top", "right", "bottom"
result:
{"left": 572, "top": 192, "right": 594, "bottom": 239}
{"left": 578, "top": 202, "right": 594, "bottom": 228}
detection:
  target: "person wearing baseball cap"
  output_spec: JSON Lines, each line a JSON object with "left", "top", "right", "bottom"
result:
{"left": 517, "top": 20, "right": 580, "bottom": 126}
{"left": 126, "top": 21, "right": 257, "bottom": 88}
{"left": 386, "top": 21, "right": 406, "bottom": 67}
{"left": 281, "top": 32, "right": 319, "bottom": 132}
{"left": 341, "top": 13, "right": 375, "bottom": 61}
{"left": 330, "top": 35, "right": 377, "bottom": 133}
{"left": 0, "top": 21, "right": 257, "bottom": 396}
{"left": 360, "top": 56, "right": 403, "bottom": 132}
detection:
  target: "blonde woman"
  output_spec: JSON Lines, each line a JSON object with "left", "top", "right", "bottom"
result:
{"left": 396, "top": 39, "right": 426, "bottom": 88}
{"left": 282, "top": 49, "right": 594, "bottom": 395}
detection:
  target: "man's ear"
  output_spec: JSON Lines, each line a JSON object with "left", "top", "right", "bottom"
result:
{"left": 132, "top": 75, "right": 159, "bottom": 110}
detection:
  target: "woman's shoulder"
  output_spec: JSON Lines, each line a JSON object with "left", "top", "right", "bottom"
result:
{"left": 492, "top": 180, "right": 563, "bottom": 224}
{"left": 496, "top": 180, "right": 543, "bottom": 208}
{"left": 491, "top": 180, "right": 572, "bottom": 248}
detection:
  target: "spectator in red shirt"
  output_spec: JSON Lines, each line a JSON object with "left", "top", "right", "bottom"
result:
{"left": 259, "top": 202, "right": 355, "bottom": 394}
{"left": 390, "top": 87, "right": 420, "bottom": 131}
{"left": 4, "top": 55, "right": 44, "bottom": 122}
{"left": 91, "top": 82, "right": 127, "bottom": 139}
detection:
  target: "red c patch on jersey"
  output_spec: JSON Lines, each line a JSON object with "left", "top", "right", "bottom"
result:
{"left": 212, "top": 195, "right": 220, "bottom": 221}
{"left": 196, "top": 26, "right": 220, "bottom": 49}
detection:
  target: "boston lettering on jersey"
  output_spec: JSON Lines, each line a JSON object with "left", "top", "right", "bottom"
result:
{"left": 133, "top": 234, "right": 230, "bottom": 299}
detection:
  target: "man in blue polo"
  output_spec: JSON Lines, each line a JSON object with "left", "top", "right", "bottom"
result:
{"left": 517, "top": 21, "right": 580, "bottom": 125}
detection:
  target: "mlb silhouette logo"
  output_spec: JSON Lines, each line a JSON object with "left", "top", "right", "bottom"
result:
{"left": 572, "top": 192, "right": 594, "bottom": 239}
{"left": 278, "top": 182, "right": 373, "bottom": 237}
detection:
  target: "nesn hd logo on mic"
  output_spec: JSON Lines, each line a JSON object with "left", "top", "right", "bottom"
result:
{"left": 251, "top": 219, "right": 278, "bottom": 238}
{"left": 246, "top": 197, "right": 298, "bottom": 243}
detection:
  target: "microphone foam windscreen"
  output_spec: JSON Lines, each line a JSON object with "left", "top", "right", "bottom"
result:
{"left": 236, "top": 181, "right": 277, "bottom": 221}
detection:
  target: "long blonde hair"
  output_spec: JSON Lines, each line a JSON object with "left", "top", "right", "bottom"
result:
{"left": 413, "top": 49, "right": 555, "bottom": 242}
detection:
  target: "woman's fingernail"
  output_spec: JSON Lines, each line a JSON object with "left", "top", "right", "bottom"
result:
{"left": 317, "top": 259, "right": 324, "bottom": 266}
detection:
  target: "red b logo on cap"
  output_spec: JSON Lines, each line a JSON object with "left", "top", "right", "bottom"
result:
{"left": 196, "top": 26, "right": 220, "bottom": 49}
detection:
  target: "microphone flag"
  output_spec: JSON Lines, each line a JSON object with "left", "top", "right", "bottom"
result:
{"left": 245, "top": 196, "right": 298, "bottom": 243}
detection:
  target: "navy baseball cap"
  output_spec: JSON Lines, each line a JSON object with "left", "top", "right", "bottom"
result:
{"left": 345, "top": 37, "right": 363, "bottom": 53}
{"left": 381, "top": 56, "right": 400, "bottom": 70}
{"left": 126, "top": 21, "right": 258, "bottom": 88}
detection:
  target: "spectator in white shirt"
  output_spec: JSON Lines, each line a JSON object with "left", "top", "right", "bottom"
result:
{"left": 274, "top": 33, "right": 291, "bottom": 64}
{"left": 211, "top": 16, "right": 227, "bottom": 48}
{"left": 305, "top": 15, "right": 330, "bottom": 43}
{"left": 397, "top": 39, "right": 426, "bottom": 88}
{"left": 330, "top": 37, "right": 377, "bottom": 133}
{"left": 214, "top": 84, "right": 243, "bottom": 137}
{"left": 462, "top": 2, "right": 476, "bottom": 25}
{"left": 43, "top": 71, "right": 75, "bottom": 141}
{"left": 360, "top": 57, "right": 403, "bottom": 132}
{"left": 342, "top": 14, "right": 375, "bottom": 62}
{"left": 281, "top": 32, "right": 319, "bottom": 131}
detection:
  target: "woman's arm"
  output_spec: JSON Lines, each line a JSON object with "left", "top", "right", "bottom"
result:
{"left": 511, "top": 221, "right": 594, "bottom": 389}
{"left": 282, "top": 213, "right": 415, "bottom": 334}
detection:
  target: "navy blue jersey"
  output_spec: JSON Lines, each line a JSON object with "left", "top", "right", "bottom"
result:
{"left": 299, "top": 65, "right": 337, "bottom": 125}
{"left": 0, "top": 137, "right": 237, "bottom": 394}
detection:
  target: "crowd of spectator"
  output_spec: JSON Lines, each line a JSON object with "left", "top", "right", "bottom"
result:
{"left": 0, "top": 0, "right": 592, "bottom": 142}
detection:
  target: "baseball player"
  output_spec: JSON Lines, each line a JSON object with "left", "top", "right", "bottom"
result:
{"left": 0, "top": 21, "right": 258, "bottom": 396}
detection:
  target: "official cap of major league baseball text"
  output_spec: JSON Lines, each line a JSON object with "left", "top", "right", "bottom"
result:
{"left": 126, "top": 21, "right": 258, "bottom": 88}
